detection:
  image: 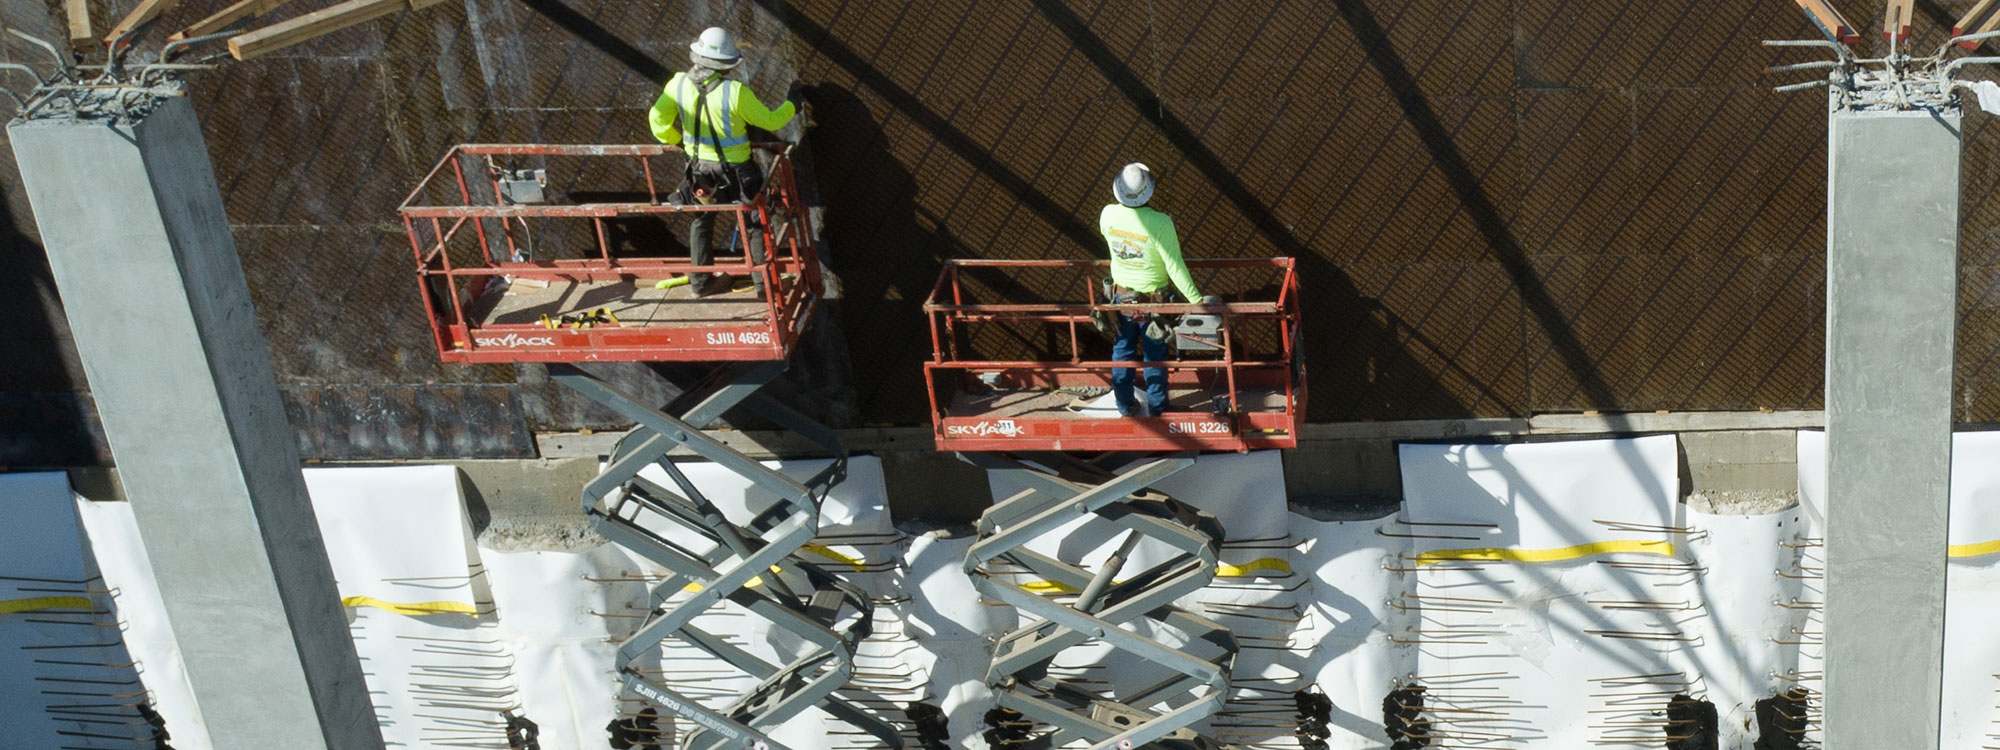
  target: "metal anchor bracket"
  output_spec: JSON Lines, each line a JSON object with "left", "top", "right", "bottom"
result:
{"left": 551, "top": 363, "right": 903, "bottom": 750}
{"left": 961, "top": 453, "right": 1243, "bottom": 750}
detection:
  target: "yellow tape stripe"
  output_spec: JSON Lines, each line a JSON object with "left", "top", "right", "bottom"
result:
{"left": 801, "top": 544, "right": 869, "bottom": 571}
{"left": 0, "top": 596, "right": 97, "bottom": 615}
{"left": 341, "top": 596, "right": 478, "bottom": 616}
{"left": 1950, "top": 539, "right": 2000, "bottom": 558}
{"left": 1416, "top": 539, "right": 1676, "bottom": 566}
{"left": 1016, "top": 558, "right": 1292, "bottom": 593}
{"left": 1215, "top": 558, "right": 1291, "bottom": 577}
{"left": 1020, "top": 580, "right": 1079, "bottom": 594}
{"left": 684, "top": 565, "right": 787, "bottom": 593}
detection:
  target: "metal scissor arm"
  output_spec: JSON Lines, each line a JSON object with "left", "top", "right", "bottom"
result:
{"left": 551, "top": 364, "right": 903, "bottom": 750}
{"left": 962, "top": 453, "right": 1243, "bottom": 750}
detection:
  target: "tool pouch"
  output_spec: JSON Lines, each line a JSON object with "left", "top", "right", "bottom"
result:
{"left": 682, "top": 166, "right": 724, "bottom": 205}
{"left": 1091, "top": 277, "right": 1121, "bottom": 341}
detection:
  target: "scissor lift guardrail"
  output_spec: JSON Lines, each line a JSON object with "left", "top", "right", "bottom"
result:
{"left": 924, "top": 258, "right": 1303, "bottom": 453}
{"left": 399, "top": 143, "right": 822, "bottom": 364}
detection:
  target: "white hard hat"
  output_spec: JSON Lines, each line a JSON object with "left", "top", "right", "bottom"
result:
{"left": 689, "top": 27, "right": 742, "bottom": 68}
{"left": 1112, "top": 162, "right": 1154, "bottom": 207}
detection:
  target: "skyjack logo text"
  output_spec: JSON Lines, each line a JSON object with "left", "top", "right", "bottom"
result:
{"left": 945, "top": 419, "right": 1021, "bottom": 437}
{"left": 473, "top": 333, "right": 556, "bottom": 347}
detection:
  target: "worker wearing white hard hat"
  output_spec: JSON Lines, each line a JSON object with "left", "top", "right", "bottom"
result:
{"left": 649, "top": 26, "right": 798, "bottom": 297}
{"left": 1100, "top": 163, "right": 1204, "bottom": 417}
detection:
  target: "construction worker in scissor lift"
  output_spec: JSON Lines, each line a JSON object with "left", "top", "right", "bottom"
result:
{"left": 1100, "top": 162, "right": 1211, "bottom": 417}
{"left": 649, "top": 27, "right": 798, "bottom": 298}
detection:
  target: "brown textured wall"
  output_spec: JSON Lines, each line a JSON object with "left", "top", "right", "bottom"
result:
{"left": 3, "top": 0, "right": 1998, "bottom": 463}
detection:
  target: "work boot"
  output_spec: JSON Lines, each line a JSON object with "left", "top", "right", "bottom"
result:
{"left": 693, "top": 274, "right": 733, "bottom": 298}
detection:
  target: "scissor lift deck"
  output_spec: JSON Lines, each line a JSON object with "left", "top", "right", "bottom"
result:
{"left": 924, "top": 258, "right": 1304, "bottom": 452}
{"left": 400, "top": 143, "right": 821, "bottom": 364}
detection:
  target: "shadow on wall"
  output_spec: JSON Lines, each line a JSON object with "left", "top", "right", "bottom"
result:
{"left": 800, "top": 81, "right": 939, "bottom": 421}
{"left": 788, "top": 40, "right": 1472, "bottom": 424}
{"left": 0, "top": 193, "right": 104, "bottom": 465}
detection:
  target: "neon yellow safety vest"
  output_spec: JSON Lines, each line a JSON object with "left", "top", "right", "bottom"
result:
{"left": 1100, "top": 203, "right": 1201, "bottom": 301}
{"left": 648, "top": 72, "right": 797, "bottom": 164}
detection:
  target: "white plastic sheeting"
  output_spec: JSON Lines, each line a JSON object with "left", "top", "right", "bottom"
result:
{"left": 1398, "top": 437, "right": 1689, "bottom": 748}
{"left": 301, "top": 466, "right": 487, "bottom": 613}
{"left": 73, "top": 500, "right": 215, "bottom": 749}
{"left": 299, "top": 466, "right": 514, "bottom": 749}
{"left": 1, "top": 472, "right": 159, "bottom": 749}
{"left": 49, "top": 431, "right": 2000, "bottom": 748}
{"left": 482, "top": 544, "right": 647, "bottom": 747}
{"left": 76, "top": 466, "right": 511, "bottom": 750}
{"left": 1291, "top": 517, "right": 1402, "bottom": 748}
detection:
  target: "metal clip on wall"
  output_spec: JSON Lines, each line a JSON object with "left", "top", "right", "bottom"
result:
{"left": 552, "top": 362, "right": 903, "bottom": 750}
{"left": 962, "top": 453, "right": 1241, "bottom": 750}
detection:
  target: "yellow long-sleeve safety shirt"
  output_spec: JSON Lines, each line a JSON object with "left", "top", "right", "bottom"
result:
{"left": 1100, "top": 203, "right": 1201, "bottom": 301}
{"left": 648, "top": 71, "right": 796, "bottom": 164}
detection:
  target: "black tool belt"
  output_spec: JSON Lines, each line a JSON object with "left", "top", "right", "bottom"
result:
{"left": 1110, "top": 285, "right": 1170, "bottom": 305}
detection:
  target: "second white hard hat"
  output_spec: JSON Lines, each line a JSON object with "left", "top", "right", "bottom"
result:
{"left": 1112, "top": 162, "right": 1154, "bottom": 207}
{"left": 689, "top": 27, "right": 742, "bottom": 68}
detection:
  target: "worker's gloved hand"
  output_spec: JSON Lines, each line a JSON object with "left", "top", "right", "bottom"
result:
{"left": 1200, "top": 294, "right": 1224, "bottom": 307}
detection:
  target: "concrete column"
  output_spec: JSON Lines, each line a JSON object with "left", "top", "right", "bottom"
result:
{"left": 10, "top": 96, "right": 382, "bottom": 749}
{"left": 1821, "top": 108, "right": 1958, "bottom": 749}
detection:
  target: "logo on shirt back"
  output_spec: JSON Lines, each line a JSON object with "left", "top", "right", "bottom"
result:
{"left": 1108, "top": 229, "right": 1148, "bottom": 262}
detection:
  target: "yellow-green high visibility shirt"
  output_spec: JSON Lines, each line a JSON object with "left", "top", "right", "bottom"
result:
{"left": 1100, "top": 203, "right": 1201, "bottom": 301}
{"left": 649, "top": 71, "right": 796, "bottom": 164}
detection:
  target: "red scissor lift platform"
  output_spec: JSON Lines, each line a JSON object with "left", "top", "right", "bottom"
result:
{"left": 924, "top": 258, "right": 1304, "bottom": 452}
{"left": 399, "top": 143, "right": 819, "bottom": 363}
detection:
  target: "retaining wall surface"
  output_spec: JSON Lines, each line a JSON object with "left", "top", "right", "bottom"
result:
{"left": 8, "top": 0, "right": 2000, "bottom": 462}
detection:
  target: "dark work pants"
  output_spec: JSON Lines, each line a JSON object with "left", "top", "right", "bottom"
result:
{"left": 687, "top": 160, "right": 767, "bottom": 285}
{"left": 1111, "top": 313, "right": 1169, "bottom": 416}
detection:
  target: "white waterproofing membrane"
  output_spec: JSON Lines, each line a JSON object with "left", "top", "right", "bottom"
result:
{"left": 71, "top": 500, "right": 214, "bottom": 749}
{"left": 1799, "top": 430, "right": 2000, "bottom": 749}
{"left": 1400, "top": 437, "right": 1697, "bottom": 747}
{"left": 75, "top": 466, "right": 510, "bottom": 749}
{"left": 45, "top": 432, "right": 2000, "bottom": 748}
{"left": 0, "top": 472, "right": 160, "bottom": 749}
{"left": 298, "top": 466, "right": 513, "bottom": 749}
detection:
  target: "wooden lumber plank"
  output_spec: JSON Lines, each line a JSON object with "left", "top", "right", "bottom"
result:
{"left": 225, "top": 0, "right": 407, "bottom": 60}
{"left": 1978, "top": 5, "right": 2000, "bottom": 39}
{"left": 171, "top": 0, "right": 294, "bottom": 42}
{"left": 1884, "top": 0, "right": 1914, "bottom": 43}
{"left": 1794, "top": 0, "right": 1859, "bottom": 44}
{"left": 1957, "top": 0, "right": 2000, "bottom": 34}
{"left": 64, "top": 0, "right": 92, "bottom": 50}
{"left": 104, "top": 0, "right": 182, "bottom": 44}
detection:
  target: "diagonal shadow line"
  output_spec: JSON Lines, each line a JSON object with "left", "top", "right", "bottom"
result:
{"left": 752, "top": 0, "right": 1102, "bottom": 252}
{"left": 1027, "top": 0, "right": 1606, "bottom": 414}
{"left": 1325, "top": 0, "right": 1616, "bottom": 412}
{"left": 515, "top": 0, "right": 672, "bottom": 85}
{"left": 1025, "top": 0, "right": 1318, "bottom": 265}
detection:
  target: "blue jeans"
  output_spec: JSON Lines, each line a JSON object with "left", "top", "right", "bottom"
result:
{"left": 1112, "top": 314, "right": 1168, "bottom": 416}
